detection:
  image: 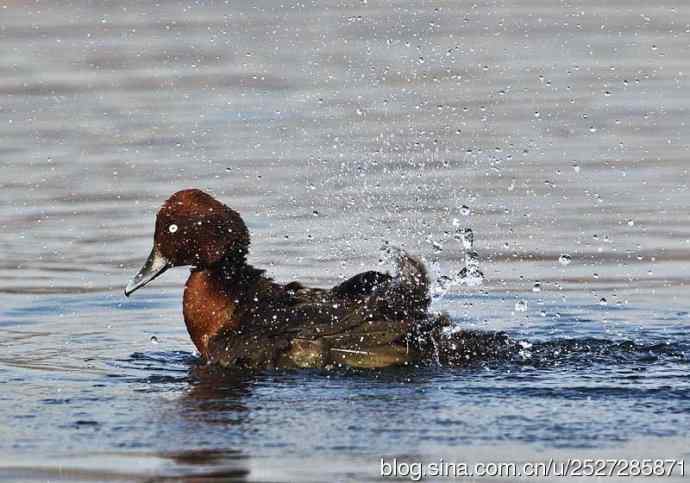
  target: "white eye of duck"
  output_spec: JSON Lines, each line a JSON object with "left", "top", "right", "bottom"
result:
{"left": 168, "top": 224, "right": 178, "bottom": 233}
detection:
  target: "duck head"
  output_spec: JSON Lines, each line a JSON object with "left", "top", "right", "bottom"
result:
{"left": 125, "top": 189, "right": 249, "bottom": 296}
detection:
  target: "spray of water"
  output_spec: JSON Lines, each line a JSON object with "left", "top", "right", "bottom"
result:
{"left": 430, "top": 224, "right": 485, "bottom": 300}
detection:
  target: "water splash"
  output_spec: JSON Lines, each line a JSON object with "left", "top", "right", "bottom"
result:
{"left": 459, "top": 245, "right": 484, "bottom": 287}
{"left": 431, "top": 225, "right": 485, "bottom": 299}
{"left": 454, "top": 227, "right": 473, "bottom": 249}
{"left": 378, "top": 243, "right": 400, "bottom": 267}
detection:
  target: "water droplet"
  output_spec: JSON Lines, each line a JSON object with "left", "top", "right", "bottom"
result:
{"left": 559, "top": 254, "right": 572, "bottom": 266}
{"left": 458, "top": 249, "right": 484, "bottom": 287}
{"left": 454, "top": 228, "right": 474, "bottom": 249}
{"left": 589, "top": 126, "right": 598, "bottom": 133}
{"left": 515, "top": 300, "right": 527, "bottom": 312}
{"left": 573, "top": 163, "right": 581, "bottom": 173}
{"left": 599, "top": 297, "right": 608, "bottom": 306}
{"left": 459, "top": 205, "right": 471, "bottom": 216}
{"left": 465, "top": 250, "right": 480, "bottom": 269}
{"left": 150, "top": 336, "right": 159, "bottom": 344}
{"left": 312, "top": 210, "right": 320, "bottom": 217}
{"left": 459, "top": 266, "right": 484, "bottom": 287}
{"left": 627, "top": 219, "right": 635, "bottom": 227}
{"left": 433, "top": 225, "right": 486, "bottom": 297}
{"left": 532, "top": 282, "right": 542, "bottom": 292}
{"left": 378, "top": 244, "right": 398, "bottom": 267}
{"left": 434, "top": 274, "right": 452, "bottom": 294}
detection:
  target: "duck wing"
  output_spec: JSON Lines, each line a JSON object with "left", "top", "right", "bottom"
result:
{"left": 207, "top": 282, "right": 418, "bottom": 369}
{"left": 290, "top": 252, "right": 431, "bottom": 341}
{"left": 287, "top": 254, "right": 432, "bottom": 368}
{"left": 207, "top": 252, "right": 433, "bottom": 369}
{"left": 289, "top": 315, "right": 416, "bottom": 369}
{"left": 331, "top": 270, "right": 392, "bottom": 298}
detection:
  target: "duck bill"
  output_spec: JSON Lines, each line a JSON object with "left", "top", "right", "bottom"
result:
{"left": 124, "top": 247, "right": 171, "bottom": 297}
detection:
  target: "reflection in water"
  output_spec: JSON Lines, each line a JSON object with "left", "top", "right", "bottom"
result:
{"left": 181, "top": 366, "right": 255, "bottom": 424}
{"left": 154, "top": 448, "right": 250, "bottom": 483}
{"left": 0, "top": 449, "right": 251, "bottom": 483}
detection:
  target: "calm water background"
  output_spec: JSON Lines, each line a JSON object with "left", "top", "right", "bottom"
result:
{"left": 1, "top": 0, "right": 690, "bottom": 481}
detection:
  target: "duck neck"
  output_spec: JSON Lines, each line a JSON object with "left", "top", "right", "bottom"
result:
{"left": 183, "top": 254, "right": 264, "bottom": 358}
{"left": 216, "top": 252, "right": 258, "bottom": 283}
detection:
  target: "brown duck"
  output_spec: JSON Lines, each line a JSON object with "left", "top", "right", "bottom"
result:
{"left": 125, "top": 189, "right": 514, "bottom": 369}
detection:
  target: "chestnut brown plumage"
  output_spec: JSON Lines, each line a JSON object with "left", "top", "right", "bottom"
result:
{"left": 155, "top": 189, "right": 250, "bottom": 269}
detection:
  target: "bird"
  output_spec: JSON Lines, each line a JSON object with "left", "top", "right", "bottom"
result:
{"left": 125, "top": 189, "right": 515, "bottom": 369}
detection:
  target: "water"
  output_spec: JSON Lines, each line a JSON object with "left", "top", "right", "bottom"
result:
{"left": 1, "top": 0, "right": 690, "bottom": 481}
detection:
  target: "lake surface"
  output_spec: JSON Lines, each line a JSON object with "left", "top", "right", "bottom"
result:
{"left": 1, "top": 0, "right": 689, "bottom": 481}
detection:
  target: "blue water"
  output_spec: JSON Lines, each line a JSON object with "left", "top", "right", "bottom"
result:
{"left": 1, "top": 290, "right": 689, "bottom": 480}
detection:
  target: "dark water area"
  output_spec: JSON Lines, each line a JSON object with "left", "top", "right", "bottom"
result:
{"left": 1, "top": 0, "right": 690, "bottom": 481}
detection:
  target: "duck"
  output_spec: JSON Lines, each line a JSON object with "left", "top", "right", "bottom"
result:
{"left": 125, "top": 189, "right": 515, "bottom": 369}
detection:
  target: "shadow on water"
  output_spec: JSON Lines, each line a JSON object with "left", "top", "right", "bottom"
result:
{"left": 180, "top": 366, "right": 256, "bottom": 425}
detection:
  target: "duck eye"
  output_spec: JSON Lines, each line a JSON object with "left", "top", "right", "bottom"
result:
{"left": 168, "top": 224, "right": 178, "bottom": 234}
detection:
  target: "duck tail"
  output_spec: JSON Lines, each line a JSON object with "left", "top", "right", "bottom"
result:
{"left": 389, "top": 248, "right": 430, "bottom": 314}
{"left": 396, "top": 251, "right": 429, "bottom": 295}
